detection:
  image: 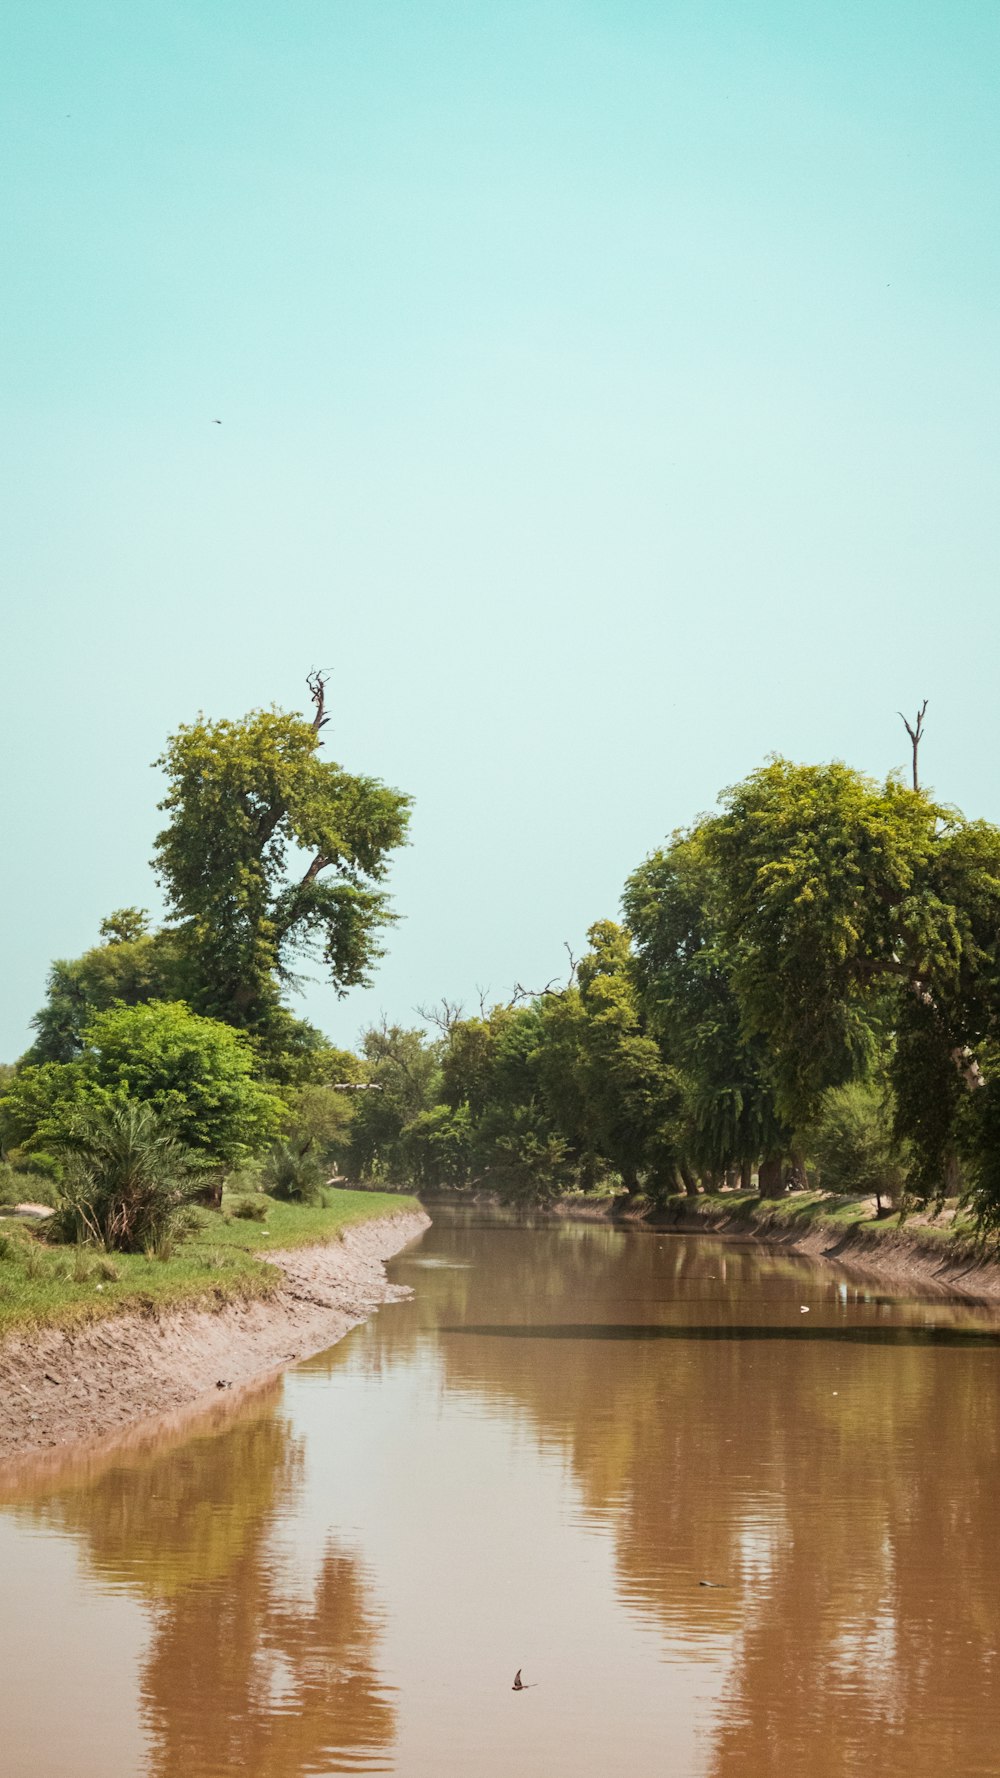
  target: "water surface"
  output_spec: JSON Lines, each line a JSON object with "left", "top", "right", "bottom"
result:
{"left": 2, "top": 1215, "right": 998, "bottom": 1776}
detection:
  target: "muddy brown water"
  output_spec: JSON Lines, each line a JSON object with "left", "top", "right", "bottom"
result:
{"left": 1, "top": 1214, "right": 998, "bottom": 1777}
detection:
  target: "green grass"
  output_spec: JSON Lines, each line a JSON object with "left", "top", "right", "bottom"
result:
{"left": 208, "top": 1187, "right": 418, "bottom": 1252}
{"left": 662, "top": 1189, "right": 995, "bottom": 1262}
{"left": 0, "top": 1188, "right": 418, "bottom": 1339}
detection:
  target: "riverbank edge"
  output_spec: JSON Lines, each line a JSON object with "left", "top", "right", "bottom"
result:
{"left": 0, "top": 1206, "right": 430, "bottom": 1467}
{"left": 548, "top": 1191, "right": 1000, "bottom": 1299}
{"left": 420, "top": 1187, "right": 1000, "bottom": 1300}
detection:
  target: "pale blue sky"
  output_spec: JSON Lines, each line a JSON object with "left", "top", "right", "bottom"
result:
{"left": 3, "top": 2, "right": 998, "bottom": 1058}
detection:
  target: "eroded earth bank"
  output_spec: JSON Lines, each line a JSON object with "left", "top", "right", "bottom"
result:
{"left": 0, "top": 1208, "right": 429, "bottom": 1465}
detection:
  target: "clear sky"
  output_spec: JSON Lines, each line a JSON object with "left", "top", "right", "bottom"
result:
{"left": 2, "top": 2, "right": 998, "bottom": 1059}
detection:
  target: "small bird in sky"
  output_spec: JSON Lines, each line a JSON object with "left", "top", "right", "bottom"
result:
{"left": 212, "top": 418, "right": 222, "bottom": 424}
{"left": 512, "top": 1669, "right": 525, "bottom": 1691}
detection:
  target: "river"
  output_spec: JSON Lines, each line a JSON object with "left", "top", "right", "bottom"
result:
{"left": 1, "top": 1212, "right": 998, "bottom": 1776}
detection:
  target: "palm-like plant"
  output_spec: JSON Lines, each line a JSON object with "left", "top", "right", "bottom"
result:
{"left": 262, "top": 1135, "right": 325, "bottom": 1203}
{"left": 50, "top": 1100, "right": 205, "bottom": 1251}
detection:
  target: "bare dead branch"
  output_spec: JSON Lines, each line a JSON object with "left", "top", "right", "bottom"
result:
{"left": 307, "top": 668, "right": 331, "bottom": 735}
{"left": 898, "top": 699, "right": 928, "bottom": 792}
{"left": 508, "top": 978, "right": 561, "bottom": 1006}
{"left": 415, "top": 997, "right": 466, "bottom": 1034}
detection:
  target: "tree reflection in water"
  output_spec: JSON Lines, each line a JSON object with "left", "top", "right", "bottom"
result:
{"left": 7, "top": 1389, "right": 396, "bottom": 1778}
{"left": 389, "top": 1219, "right": 1000, "bottom": 1778}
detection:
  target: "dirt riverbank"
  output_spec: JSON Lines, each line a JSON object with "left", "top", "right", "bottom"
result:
{"left": 553, "top": 1193, "right": 1000, "bottom": 1301}
{"left": 0, "top": 1208, "right": 429, "bottom": 1466}
{"left": 421, "top": 1189, "right": 1000, "bottom": 1302}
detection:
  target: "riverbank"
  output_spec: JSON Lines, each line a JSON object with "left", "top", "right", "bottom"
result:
{"left": 0, "top": 1201, "right": 429, "bottom": 1464}
{"left": 552, "top": 1189, "right": 1000, "bottom": 1300}
{"left": 0, "top": 1188, "right": 420, "bottom": 1337}
{"left": 418, "top": 1187, "right": 1000, "bottom": 1300}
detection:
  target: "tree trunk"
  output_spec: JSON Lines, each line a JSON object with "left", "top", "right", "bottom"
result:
{"left": 758, "top": 1155, "right": 786, "bottom": 1198}
{"left": 786, "top": 1150, "right": 809, "bottom": 1191}
{"left": 198, "top": 1172, "right": 225, "bottom": 1210}
{"left": 679, "top": 1161, "right": 700, "bottom": 1197}
{"left": 739, "top": 1159, "right": 752, "bottom": 1192}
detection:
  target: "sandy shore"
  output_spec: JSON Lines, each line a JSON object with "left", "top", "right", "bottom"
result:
{"left": 0, "top": 1208, "right": 429, "bottom": 1466}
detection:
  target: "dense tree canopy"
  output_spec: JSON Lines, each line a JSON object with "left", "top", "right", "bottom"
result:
{"left": 27, "top": 916, "right": 188, "bottom": 1064}
{"left": 2, "top": 1001, "right": 283, "bottom": 1166}
{"left": 624, "top": 832, "right": 788, "bottom": 1186}
{"left": 622, "top": 758, "right": 1000, "bottom": 1214}
{"left": 152, "top": 678, "right": 411, "bottom": 1035}
{"left": 571, "top": 922, "right": 682, "bottom": 1194}
{"left": 704, "top": 761, "right": 998, "bottom": 1120}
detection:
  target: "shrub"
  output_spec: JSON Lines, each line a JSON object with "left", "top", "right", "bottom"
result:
{"left": 229, "top": 1196, "right": 269, "bottom": 1222}
{"left": 0, "top": 1161, "right": 59, "bottom": 1207}
{"left": 262, "top": 1138, "right": 325, "bottom": 1203}
{"left": 47, "top": 1101, "right": 205, "bottom": 1252}
{"left": 224, "top": 1161, "right": 264, "bottom": 1196}
{"left": 1, "top": 1002, "right": 286, "bottom": 1168}
{"left": 809, "top": 1081, "right": 908, "bottom": 1214}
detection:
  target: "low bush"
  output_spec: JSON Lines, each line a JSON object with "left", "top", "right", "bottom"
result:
{"left": 262, "top": 1138, "right": 325, "bottom": 1204}
{"left": 809, "top": 1081, "right": 909, "bottom": 1214}
{"left": 46, "top": 1100, "right": 205, "bottom": 1253}
{"left": 0, "top": 1162, "right": 59, "bottom": 1207}
{"left": 229, "top": 1196, "right": 269, "bottom": 1222}
{"left": 224, "top": 1161, "right": 265, "bottom": 1196}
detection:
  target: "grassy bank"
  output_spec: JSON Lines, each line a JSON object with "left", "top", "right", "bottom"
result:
{"left": 651, "top": 1188, "right": 996, "bottom": 1268}
{"left": 0, "top": 1188, "right": 419, "bottom": 1339}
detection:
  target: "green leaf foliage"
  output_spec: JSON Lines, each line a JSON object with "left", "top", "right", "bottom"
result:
{"left": 398, "top": 1104, "right": 474, "bottom": 1190}
{"left": 806, "top": 1081, "right": 908, "bottom": 1211}
{"left": 152, "top": 702, "right": 411, "bottom": 1032}
{"left": 261, "top": 1137, "right": 327, "bottom": 1204}
{"left": 2, "top": 1002, "right": 284, "bottom": 1167}
{"left": 573, "top": 921, "right": 684, "bottom": 1194}
{"left": 700, "top": 759, "right": 1000, "bottom": 1126}
{"left": 346, "top": 1025, "right": 443, "bottom": 1184}
{"left": 624, "top": 831, "right": 788, "bottom": 1174}
{"left": 47, "top": 1099, "right": 205, "bottom": 1253}
{"left": 82, "top": 1002, "right": 285, "bottom": 1163}
{"left": 26, "top": 927, "right": 190, "bottom": 1063}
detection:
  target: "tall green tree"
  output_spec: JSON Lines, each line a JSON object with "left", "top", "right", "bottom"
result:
{"left": 572, "top": 921, "right": 683, "bottom": 1196}
{"left": 625, "top": 831, "right": 789, "bottom": 1191}
{"left": 462, "top": 1003, "right": 575, "bottom": 1200}
{"left": 346, "top": 1024, "right": 442, "bottom": 1183}
{"left": 152, "top": 674, "right": 411, "bottom": 1034}
{"left": 703, "top": 759, "right": 1000, "bottom": 1198}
